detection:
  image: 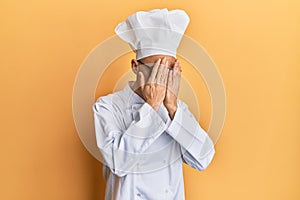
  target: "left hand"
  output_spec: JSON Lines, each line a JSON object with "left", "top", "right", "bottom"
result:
{"left": 164, "top": 59, "right": 181, "bottom": 119}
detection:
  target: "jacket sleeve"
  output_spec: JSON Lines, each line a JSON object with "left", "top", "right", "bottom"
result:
{"left": 165, "top": 100, "right": 215, "bottom": 171}
{"left": 93, "top": 97, "right": 167, "bottom": 177}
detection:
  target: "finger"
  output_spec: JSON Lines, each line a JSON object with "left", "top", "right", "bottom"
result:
{"left": 178, "top": 61, "right": 182, "bottom": 73}
{"left": 171, "top": 70, "right": 177, "bottom": 94}
{"left": 162, "top": 60, "right": 169, "bottom": 85}
{"left": 147, "top": 58, "right": 161, "bottom": 84}
{"left": 173, "top": 61, "right": 181, "bottom": 84}
{"left": 159, "top": 60, "right": 167, "bottom": 83}
{"left": 156, "top": 59, "right": 165, "bottom": 84}
{"left": 156, "top": 56, "right": 167, "bottom": 84}
{"left": 167, "top": 69, "right": 173, "bottom": 89}
{"left": 173, "top": 71, "right": 181, "bottom": 96}
{"left": 161, "top": 56, "right": 167, "bottom": 66}
{"left": 175, "top": 61, "right": 181, "bottom": 77}
{"left": 173, "top": 60, "right": 180, "bottom": 73}
{"left": 178, "top": 62, "right": 182, "bottom": 76}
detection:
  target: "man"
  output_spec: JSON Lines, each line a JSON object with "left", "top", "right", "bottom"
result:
{"left": 93, "top": 8, "right": 215, "bottom": 200}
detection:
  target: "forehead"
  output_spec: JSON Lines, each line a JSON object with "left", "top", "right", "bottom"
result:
{"left": 140, "top": 55, "right": 176, "bottom": 64}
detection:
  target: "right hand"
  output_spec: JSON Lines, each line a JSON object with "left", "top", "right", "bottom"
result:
{"left": 138, "top": 57, "right": 169, "bottom": 111}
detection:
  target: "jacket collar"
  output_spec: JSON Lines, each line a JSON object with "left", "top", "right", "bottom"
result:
{"left": 121, "top": 81, "right": 145, "bottom": 111}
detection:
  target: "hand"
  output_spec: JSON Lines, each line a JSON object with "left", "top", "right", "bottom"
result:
{"left": 164, "top": 59, "right": 181, "bottom": 119}
{"left": 139, "top": 57, "right": 169, "bottom": 111}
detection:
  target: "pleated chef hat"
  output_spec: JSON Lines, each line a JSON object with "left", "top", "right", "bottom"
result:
{"left": 115, "top": 8, "right": 190, "bottom": 60}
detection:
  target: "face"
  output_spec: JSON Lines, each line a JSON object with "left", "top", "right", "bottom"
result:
{"left": 131, "top": 54, "right": 176, "bottom": 81}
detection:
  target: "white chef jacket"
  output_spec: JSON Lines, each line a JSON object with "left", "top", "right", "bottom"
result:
{"left": 92, "top": 81, "right": 215, "bottom": 200}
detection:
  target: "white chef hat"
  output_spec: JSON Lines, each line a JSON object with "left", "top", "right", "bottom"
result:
{"left": 115, "top": 8, "right": 190, "bottom": 60}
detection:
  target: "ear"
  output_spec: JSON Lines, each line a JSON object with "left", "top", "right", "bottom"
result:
{"left": 131, "top": 59, "right": 139, "bottom": 74}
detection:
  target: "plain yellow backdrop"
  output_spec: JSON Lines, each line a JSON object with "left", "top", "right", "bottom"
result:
{"left": 0, "top": 0, "right": 299, "bottom": 199}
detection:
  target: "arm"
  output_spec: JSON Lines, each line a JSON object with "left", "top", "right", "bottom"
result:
{"left": 165, "top": 100, "right": 215, "bottom": 171}
{"left": 163, "top": 59, "right": 215, "bottom": 170}
{"left": 93, "top": 97, "right": 166, "bottom": 177}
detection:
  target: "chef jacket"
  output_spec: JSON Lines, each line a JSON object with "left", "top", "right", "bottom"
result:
{"left": 92, "top": 81, "right": 215, "bottom": 200}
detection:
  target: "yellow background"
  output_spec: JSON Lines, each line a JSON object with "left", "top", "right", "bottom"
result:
{"left": 0, "top": 0, "right": 299, "bottom": 199}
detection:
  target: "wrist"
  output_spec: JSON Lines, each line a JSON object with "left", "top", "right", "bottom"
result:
{"left": 146, "top": 101, "right": 161, "bottom": 112}
{"left": 166, "top": 105, "right": 177, "bottom": 120}
{"left": 164, "top": 101, "right": 177, "bottom": 111}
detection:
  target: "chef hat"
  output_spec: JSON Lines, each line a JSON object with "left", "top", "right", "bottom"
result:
{"left": 115, "top": 8, "right": 190, "bottom": 60}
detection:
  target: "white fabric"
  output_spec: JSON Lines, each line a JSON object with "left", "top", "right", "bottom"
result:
{"left": 115, "top": 8, "right": 190, "bottom": 60}
{"left": 92, "top": 81, "right": 215, "bottom": 200}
